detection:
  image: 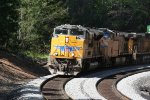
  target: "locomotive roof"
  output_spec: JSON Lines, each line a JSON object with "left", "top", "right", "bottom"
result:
{"left": 55, "top": 24, "right": 116, "bottom": 36}
{"left": 88, "top": 28, "right": 103, "bottom": 35}
{"left": 119, "top": 32, "right": 145, "bottom": 37}
{"left": 55, "top": 24, "right": 87, "bottom": 31}
{"left": 88, "top": 28, "right": 116, "bottom": 36}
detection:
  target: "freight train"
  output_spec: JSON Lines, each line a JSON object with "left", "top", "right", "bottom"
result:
{"left": 48, "top": 24, "right": 150, "bottom": 75}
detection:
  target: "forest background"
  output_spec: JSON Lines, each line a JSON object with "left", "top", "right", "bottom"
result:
{"left": 0, "top": 0, "right": 150, "bottom": 58}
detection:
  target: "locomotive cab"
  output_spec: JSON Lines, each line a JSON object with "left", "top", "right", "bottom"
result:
{"left": 48, "top": 25, "right": 87, "bottom": 75}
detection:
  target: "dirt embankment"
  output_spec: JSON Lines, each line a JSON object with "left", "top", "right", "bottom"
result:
{"left": 0, "top": 50, "right": 50, "bottom": 100}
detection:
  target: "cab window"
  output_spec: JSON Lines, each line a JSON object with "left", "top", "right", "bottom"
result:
{"left": 55, "top": 29, "right": 68, "bottom": 35}
{"left": 70, "top": 29, "right": 84, "bottom": 36}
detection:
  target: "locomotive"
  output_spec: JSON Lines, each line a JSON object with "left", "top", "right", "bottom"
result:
{"left": 48, "top": 24, "right": 150, "bottom": 75}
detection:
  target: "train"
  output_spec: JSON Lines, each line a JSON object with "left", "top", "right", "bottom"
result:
{"left": 48, "top": 24, "right": 150, "bottom": 75}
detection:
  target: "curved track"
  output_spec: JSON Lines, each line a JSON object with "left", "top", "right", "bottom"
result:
{"left": 41, "top": 75, "right": 73, "bottom": 100}
{"left": 65, "top": 65, "right": 150, "bottom": 99}
{"left": 98, "top": 69, "right": 150, "bottom": 100}
{"left": 117, "top": 71, "right": 150, "bottom": 100}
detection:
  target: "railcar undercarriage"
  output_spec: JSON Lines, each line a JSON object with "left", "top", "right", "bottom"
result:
{"left": 48, "top": 53, "right": 150, "bottom": 75}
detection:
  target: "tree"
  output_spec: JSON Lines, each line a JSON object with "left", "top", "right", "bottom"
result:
{"left": 18, "top": 0, "right": 69, "bottom": 52}
{"left": 67, "top": 0, "right": 150, "bottom": 32}
{"left": 1, "top": 0, "right": 150, "bottom": 53}
{"left": 67, "top": 0, "right": 108, "bottom": 27}
{"left": 0, "top": 0, "right": 19, "bottom": 48}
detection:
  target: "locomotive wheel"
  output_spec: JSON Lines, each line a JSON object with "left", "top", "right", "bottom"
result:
{"left": 64, "top": 61, "right": 74, "bottom": 75}
{"left": 69, "top": 65, "right": 74, "bottom": 75}
{"left": 125, "top": 56, "right": 132, "bottom": 65}
{"left": 81, "top": 60, "right": 89, "bottom": 71}
{"left": 105, "top": 58, "right": 111, "bottom": 67}
{"left": 48, "top": 65, "right": 57, "bottom": 74}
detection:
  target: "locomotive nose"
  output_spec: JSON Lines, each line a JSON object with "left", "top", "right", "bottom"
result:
{"left": 51, "top": 35, "right": 82, "bottom": 58}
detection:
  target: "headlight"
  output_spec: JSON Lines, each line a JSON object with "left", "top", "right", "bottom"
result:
{"left": 54, "top": 53, "right": 58, "bottom": 56}
{"left": 72, "top": 53, "right": 75, "bottom": 57}
{"left": 65, "top": 37, "right": 69, "bottom": 43}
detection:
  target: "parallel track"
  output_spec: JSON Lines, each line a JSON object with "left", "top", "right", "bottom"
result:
{"left": 97, "top": 68, "right": 150, "bottom": 100}
{"left": 41, "top": 65, "right": 150, "bottom": 99}
{"left": 41, "top": 75, "right": 73, "bottom": 100}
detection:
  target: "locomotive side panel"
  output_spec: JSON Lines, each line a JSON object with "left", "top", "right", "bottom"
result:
{"left": 143, "top": 39, "right": 150, "bottom": 52}
{"left": 114, "top": 36, "right": 125, "bottom": 55}
{"left": 137, "top": 37, "right": 144, "bottom": 53}
{"left": 128, "top": 38, "right": 134, "bottom": 54}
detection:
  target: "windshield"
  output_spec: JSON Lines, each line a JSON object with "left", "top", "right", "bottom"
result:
{"left": 70, "top": 29, "right": 84, "bottom": 36}
{"left": 55, "top": 29, "right": 68, "bottom": 35}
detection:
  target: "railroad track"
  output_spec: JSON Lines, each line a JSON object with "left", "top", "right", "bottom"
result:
{"left": 65, "top": 65, "right": 150, "bottom": 99}
{"left": 41, "top": 75, "right": 73, "bottom": 100}
{"left": 40, "top": 65, "right": 150, "bottom": 100}
{"left": 97, "top": 68, "right": 150, "bottom": 100}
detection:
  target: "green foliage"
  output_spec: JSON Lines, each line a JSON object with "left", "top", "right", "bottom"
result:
{"left": 67, "top": 0, "right": 150, "bottom": 32}
{"left": 23, "top": 50, "right": 48, "bottom": 59}
{"left": 0, "top": 0, "right": 19, "bottom": 48}
{"left": 67, "top": 0, "right": 108, "bottom": 27}
{"left": 1, "top": 0, "right": 150, "bottom": 57}
{"left": 18, "top": 0, "right": 69, "bottom": 53}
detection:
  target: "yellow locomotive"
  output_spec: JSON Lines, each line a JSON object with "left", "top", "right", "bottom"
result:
{"left": 48, "top": 24, "right": 150, "bottom": 74}
{"left": 48, "top": 24, "right": 104, "bottom": 74}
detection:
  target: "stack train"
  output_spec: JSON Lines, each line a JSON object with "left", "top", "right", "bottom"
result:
{"left": 48, "top": 24, "right": 150, "bottom": 75}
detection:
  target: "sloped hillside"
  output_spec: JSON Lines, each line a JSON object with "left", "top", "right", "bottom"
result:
{"left": 0, "top": 50, "right": 50, "bottom": 100}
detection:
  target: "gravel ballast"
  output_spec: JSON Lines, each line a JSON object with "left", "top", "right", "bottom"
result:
{"left": 7, "top": 74, "right": 58, "bottom": 100}
{"left": 65, "top": 65, "right": 150, "bottom": 99}
{"left": 117, "top": 71, "right": 150, "bottom": 100}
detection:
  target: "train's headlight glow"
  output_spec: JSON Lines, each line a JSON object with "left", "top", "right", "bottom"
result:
{"left": 72, "top": 53, "right": 75, "bottom": 57}
{"left": 65, "top": 37, "right": 69, "bottom": 43}
{"left": 54, "top": 53, "right": 58, "bottom": 56}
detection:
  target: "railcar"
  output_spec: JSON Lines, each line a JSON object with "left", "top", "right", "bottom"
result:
{"left": 48, "top": 24, "right": 150, "bottom": 75}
